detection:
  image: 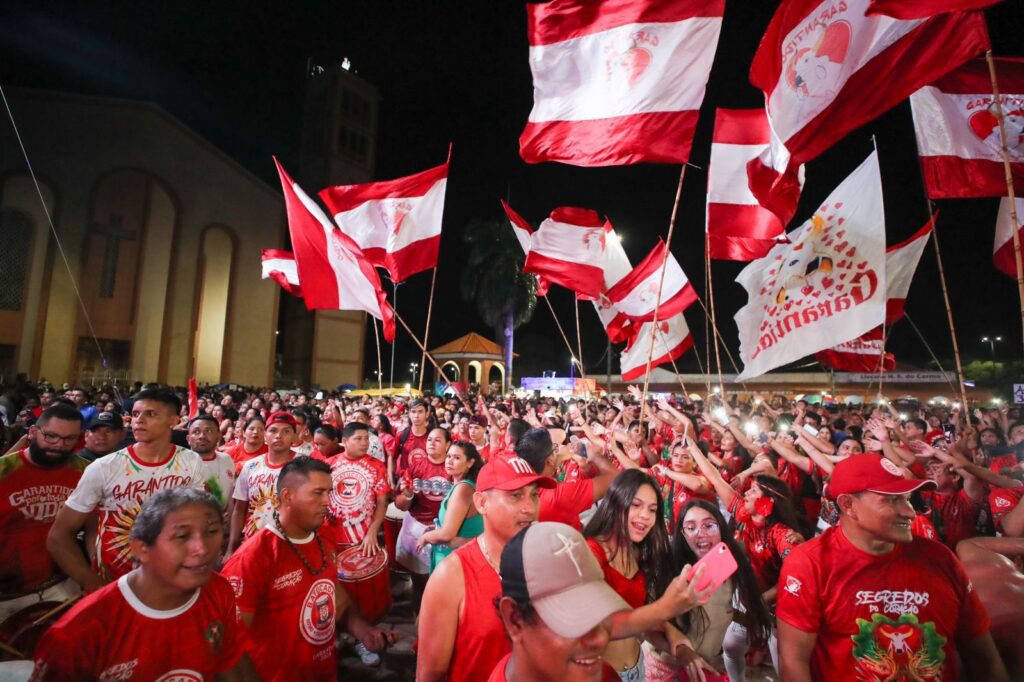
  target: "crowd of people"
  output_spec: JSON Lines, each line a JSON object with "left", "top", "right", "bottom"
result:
{"left": 1, "top": 376, "right": 1022, "bottom": 681}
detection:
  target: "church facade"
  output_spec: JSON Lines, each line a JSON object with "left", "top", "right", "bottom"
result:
{"left": 0, "top": 88, "right": 287, "bottom": 387}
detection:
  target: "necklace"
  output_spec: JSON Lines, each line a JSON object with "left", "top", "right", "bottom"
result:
{"left": 478, "top": 535, "right": 500, "bottom": 575}
{"left": 274, "top": 512, "right": 329, "bottom": 576}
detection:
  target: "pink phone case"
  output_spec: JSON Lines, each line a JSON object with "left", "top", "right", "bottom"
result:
{"left": 688, "top": 542, "right": 738, "bottom": 596}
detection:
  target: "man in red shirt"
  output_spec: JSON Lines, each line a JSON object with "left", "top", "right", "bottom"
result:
{"left": 514, "top": 428, "right": 618, "bottom": 531}
{"left": 0, "top": 403, "right": 87, "bottom": 622}
{"left": 490, "top": 522, "right": 629, "bottom": 682}
{"left": 777, "top": 454, "right": 1007, "bottom": 682}
{"left": 396, "top": 398, "right": 430, "bottom": 479}
{"left": 221, "top": 456, "right": 395, "bottom": 681}
{"left": 31, "top": 487, "right": 254, "bottom": 680}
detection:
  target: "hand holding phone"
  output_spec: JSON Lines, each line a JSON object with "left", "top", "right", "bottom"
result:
{"left": 685, "top": 542, "right": 738, "bottom": 597}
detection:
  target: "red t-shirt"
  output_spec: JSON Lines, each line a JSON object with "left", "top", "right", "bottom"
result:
{"left": 221, "top": 525, "right": 338, "bottom": 681}
{"left": 648, "top": 463, "right": 713, "bottom": 532}
{"left": 222, "top": 440, "right": 268, "bottom": 474}
{"left": 0, "top": 449, "right": 87, "bottom": 594}
{"left": 328, "top": 454, "right": 391, "bottom": 544}
{"left": 911, "top": 513, "right": 940, "bottom": 542}
{"left": 989, "top": 485, "right": 1024, "bottom": 531}
{"left": 486, "top": 652, "right": 620, "bottom": 681}
{"left": 403, "top": 454, "right": 451, "bottom": 524}
{"left": 586, "top": 538, "right": 646, "bottom": 609}
{"left": 30, "top": 573, "right": 245, "bottom": 681}
{"left": 921, "top": 489, "right": 980, "bottom": 549}
{"left": 777, "top": 526, "right": 990, "bottom": 682}
{"left": 397, "top": 429, "right": 429, "bottom": 478}
{"left": 539, "top": 479, "right": 595, "bottom": 531}
{"left": 728, "top": 496, "right": 803, "bottom": 591}
{"left": 449, "top": 540, "right": 508, "bottom": 682}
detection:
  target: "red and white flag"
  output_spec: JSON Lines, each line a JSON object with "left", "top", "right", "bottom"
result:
{"left": 593, "top": 229, "right": 636, "bottom": 344}
{"left": 867, "top": 0, "right": 1000, "bottom": 20}
{"left": 884, "top": 219, "right": 933, "bottom": 323}
{"left": 319, "top": 158, "right": 448, "bottom": 283}
{"left": 501, "top": 200, "right": 534, "bottom": 255}
{"left": 910, "top": 57, "right": 1024, "bottom": 198}
{"left": 620, "top": 314, "right": 693, "bottom": 381}
{"left": 707, "top": 109, "right": 794, "bottom": 260}
{"left": 748, "top": 0, "right": 989, "bottom": 216}
{"left": 187, "top": 377, "right": 199, "bottom": 420}
{"left": 261, "top": 249, "right": 302, "bottom": 297}
{"left": 735, "top": 151, "right": 887, "bottom": 381}
{"left": 274, "top": 158, "right": 395, "bottom": 342}
{"left": 994, "top": 197, "right": 1024, "bottom": 278}
{"left": 815, "top": 327, "right": 894, "bottom": 371}
{"left": 519, "top": 0, "right": 724, "bottom": 166}
{"left": 524, "top": 207, "right": 611, "bottom": 299}
{"left": 605, "top": 240, "right": 697, "bottom": 322}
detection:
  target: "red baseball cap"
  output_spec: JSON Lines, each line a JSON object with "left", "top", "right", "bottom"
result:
{"left": 924, "top": 429, "right": 948, "bottom": 446}
{"left": 266, "top": 411, "right": 298, "bottom": 429}
{"left": 826, "top": 454, "right": 935, "bottom": 499}
{"left": 476, "top": 456, "right": 556, "bottom": 492}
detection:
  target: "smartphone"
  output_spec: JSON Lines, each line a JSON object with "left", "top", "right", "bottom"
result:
{"left": 569, "top": 435, "right": 588, "bottom": 459}
{"left": 713, "top": 407, "right": 729, "bottom": 426}
{"left": 802, "top": 424, "right": 819, "bottom": 437}
{"left": 686, "top": 542, "right": 738, "bottom": 596}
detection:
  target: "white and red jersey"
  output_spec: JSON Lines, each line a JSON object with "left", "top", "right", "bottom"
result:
{"left": 64, "top": 445, "right": 204, "bottom": 580}
{"left": 0, "top": 449, "right": 87, "bottom": 594}
{"left": 198, "top": 451, "right": 236, "bottom": 512}
{"left": 403, "top": 454, "right": 451, "bottom": 525}
{"left": 328, "top": 454, "right": 391, "bottom": 545}
{"left": 232, "top": 454, "right": 290, "bottom": 540}
{"left": 291, "top": 441, "right": 315, "bottom": 457}
{"left": 990, "top": 486, "right": 1024, "bottom": 532}
{"left": 30, "top": 572, "right": 245, "bottom": 681}
{"left": 777, "top": 526, "right": 990, "bottom": 682}
{"left": 221, "top": 525, "right": 338, "bottom": 681}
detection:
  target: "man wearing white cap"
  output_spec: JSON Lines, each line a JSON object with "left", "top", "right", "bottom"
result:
{"left": 491, "top": 521, "right": 630, "bottom": 681}
{"left": 777, "top": 454, "right": 1007, "bottom": 682}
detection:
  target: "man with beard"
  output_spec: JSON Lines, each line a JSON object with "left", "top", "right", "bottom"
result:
{"left": 187, "top": 415, "right": 236, "bottom": 515}
{"left": 0, "top": 403, "right": 87, "bottom": 621}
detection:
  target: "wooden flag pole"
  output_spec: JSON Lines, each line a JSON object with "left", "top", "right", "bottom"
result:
{"left": 545, "top": 296, "right": 588, "bottom": 385}
{"left": 640, "top": 166, "right": 686, "bottom": 412}
{"left": 985, "top": 50, "right": 1024, "bottom": 353}
{"left": 703, "top": 248, "right": 712, "bottom": 389}
{"left": 655, "top": 326, "right": 689, "bottom": 396}
{"left": 705, "top": 241, "right": 726, "bottom": 394}
{"left": 418, "top": 266, "right": 439, "bottom": 392}
{"left": 389, "top": 303, "right": 453, "bottom": 396}
{"left": 926, "top": 205, "right": 971, "bottom": 412}
{"left": 574, "top": 294, "right": 585, "bottom": 381}
{"left": 876, "top": 322, "right": 888, "bottom": 400}
{"left": 372, "top": 316, "right": 383, "bottom": 392}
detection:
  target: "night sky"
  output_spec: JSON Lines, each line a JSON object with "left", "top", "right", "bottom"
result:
{"left": 3, "top": 2, "right": 1023, "bottom": 384}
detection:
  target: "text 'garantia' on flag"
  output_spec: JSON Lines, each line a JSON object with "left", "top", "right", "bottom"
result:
{"left": 520, "top": 0, "right": 724, "bottom": 166}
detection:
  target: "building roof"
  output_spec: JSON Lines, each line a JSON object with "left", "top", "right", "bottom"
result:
{"left": 430, "top": 332, "right": 503, "bottom": 357}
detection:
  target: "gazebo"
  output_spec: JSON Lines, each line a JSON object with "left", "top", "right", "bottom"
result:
{"left": 430, "top": 333, "right": 510, "bottom": 395}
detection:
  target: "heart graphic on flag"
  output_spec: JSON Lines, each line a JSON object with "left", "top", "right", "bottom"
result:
{"left": 378, "top": 198, "right": 414, "bottom": 236}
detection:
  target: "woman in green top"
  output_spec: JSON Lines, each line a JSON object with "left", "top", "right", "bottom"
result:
{"left": 416, "top": 440, "right": 484, "bottom": 572}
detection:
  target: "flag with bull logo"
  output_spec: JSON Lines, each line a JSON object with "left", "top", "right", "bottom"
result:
{"left": 735, "top": 151, "right": 887, "bottom": 381}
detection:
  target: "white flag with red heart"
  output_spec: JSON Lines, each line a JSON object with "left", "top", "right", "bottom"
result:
{"left": 735, "top": 151, "right": 887, "bottom": 381}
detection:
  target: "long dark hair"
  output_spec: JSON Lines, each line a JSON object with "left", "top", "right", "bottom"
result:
{"left": 450, "top": 440, "right": 484, "bottom": 483}
{"left": 374, "top": 413, "right": 395, "bottom": 437}
{"left": 671, "top": 499, "right": 773, "bottom": 645}
{"left": 752, "top": 473, "right": 811, "bottom": 538}
{"left": 583, "top": 470, "right": 672, "bottom": 603}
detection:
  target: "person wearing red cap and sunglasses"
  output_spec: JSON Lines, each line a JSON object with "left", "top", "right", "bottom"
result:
{"left": 777, "top": 454, "right": 1008, "bottom": 682}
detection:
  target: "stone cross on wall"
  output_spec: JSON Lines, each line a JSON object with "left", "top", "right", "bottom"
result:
{"left": 92, "top": 213, "right": 137, "bottom": 299}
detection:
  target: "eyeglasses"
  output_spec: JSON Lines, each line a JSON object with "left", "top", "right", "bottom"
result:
{"left": 681, "top": 521, "right": 719, "bottom": 536}
{"left": 39, "top": 430, "right": 80, "bottom": 446}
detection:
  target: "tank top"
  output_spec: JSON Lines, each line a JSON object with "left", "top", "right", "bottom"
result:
{"left": 586, "top": 538, "right": 647, "bottom": 609}
{"left": 430, "top": 480, "right": 483, "bottom": 572}
{"left": 448, "top": 540, "right": 509, "bottom": 682}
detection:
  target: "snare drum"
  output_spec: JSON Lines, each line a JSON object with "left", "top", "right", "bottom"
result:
{"left": 383, "top": 503, "right": 406, "bottom": 572}
{"left": 336, "top": 545, "right": 391, "bottom": 624}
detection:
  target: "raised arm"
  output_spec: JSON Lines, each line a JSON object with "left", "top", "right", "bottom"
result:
{"left": 686, "top": 437, "right": 737, "bottom": 509}
{"left": 772, "top": 436, "right": 814, "bottom": 474}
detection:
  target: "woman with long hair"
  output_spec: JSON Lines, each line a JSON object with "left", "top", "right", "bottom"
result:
{"left": 644, "top": 499, "right": 774, "bottom": 682}
{"left": 371, "top": 412, "right": 397, "bottom": 459}
{"left": 583, "top": 469, "right": 678, "bottom": 681}
{"left": 685, "top": 438, "right": 806, "bottom": 681}
{"left": 416, "top": 440, "right": 484, "bottom": 571}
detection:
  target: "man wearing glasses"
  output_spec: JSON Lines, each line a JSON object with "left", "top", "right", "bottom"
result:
{"left": 0, "top": 403, "right": 87, "bottom": 622}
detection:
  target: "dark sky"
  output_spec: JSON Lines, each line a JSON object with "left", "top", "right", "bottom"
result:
{"left": 3, "top": 2, "right": 1023, "bottom": 384}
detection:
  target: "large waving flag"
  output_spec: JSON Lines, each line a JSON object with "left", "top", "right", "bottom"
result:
{"left": 274, "top": 159, "right": 395, "bottom": 342}
{"left": 707, "top": 109, "right": 795, "bottom": 260}
{"left": 520, "top": 0, "right": 724, "bottom": 166}
{"left": 910, "top": 57, "right": 1024, "bottom": 198}
{"left": 994, "top": 197, "right": 1024, "bottom": 278}
{"left": 261, "top": 249, "right": 302, "bottom": 297}
{"left": 736, "top": 152, "right": 887, "bottom": 381}
{"left": 605, "top": 240, "right": 697, "bottom": 322}
{"left": 884, "top": 219, "right": 933, "bottom": 323}
{"left": 319, "top": 158, "right": 448, "bottom": 283}
{"left": 524, "top": 207, "right": 612, "bottom": 299}
{"left": 815, "top": 328, "right": 894, "bottom": 372}
{"left": 747, "top": 1, "right": 989, "bottom": 220}
{"left": 867, "top": 0, "right": 1001, "bottom": 19}
{"left": 620, "top": 314, "right": 693, "bottom": 381}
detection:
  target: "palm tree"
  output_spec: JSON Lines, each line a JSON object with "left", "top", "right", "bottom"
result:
{"left": 461, "top": 217, "right": 537, "bottom": 393}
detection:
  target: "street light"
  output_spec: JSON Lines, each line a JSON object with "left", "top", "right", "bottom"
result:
{"left": 981, "top": 336, "right": 1003, "bottom": 358}
{"left": 409, "top": 362, "right": 419, "bottom": 384}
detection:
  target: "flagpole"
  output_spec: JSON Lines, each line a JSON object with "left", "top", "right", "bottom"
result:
{"left": 418, "top": 266, "right": 438, "bottom": 392}
{"left": 640, "top": 166, "right": 686, "bottom": 413}
{"left": 655, "top": 326, "right": 688, "bottom": 396}
{"left": 705, "top": 240, "right": 725, "bottom": 394}
{"left": 389, "top": 280, "right": 398, "bottom": 390}
{"left": 876, "top": 322, "right": 887, "bottom": 400}
{"left": 574, "top": 294, "right": 585, "bottom": 380}
{"left": 985, "top": 50, "right": 1024, "bottom": 353}
{"left": 903, "top": 312, "right": 959, "bottom": 395}
{"left": 387, "top": 303, "right": 457, "bottom": 397}
{"left": 544, "top": 296, "right": 588, "bottom": 387}
{"left": 372, "top": 316, "right": 383, "bottom": 392}
{"left": 703, "top": 246, "right": 712, "bottom": 391}
{"left": 926, "top": 205, "right": 971, "bottom": 412}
